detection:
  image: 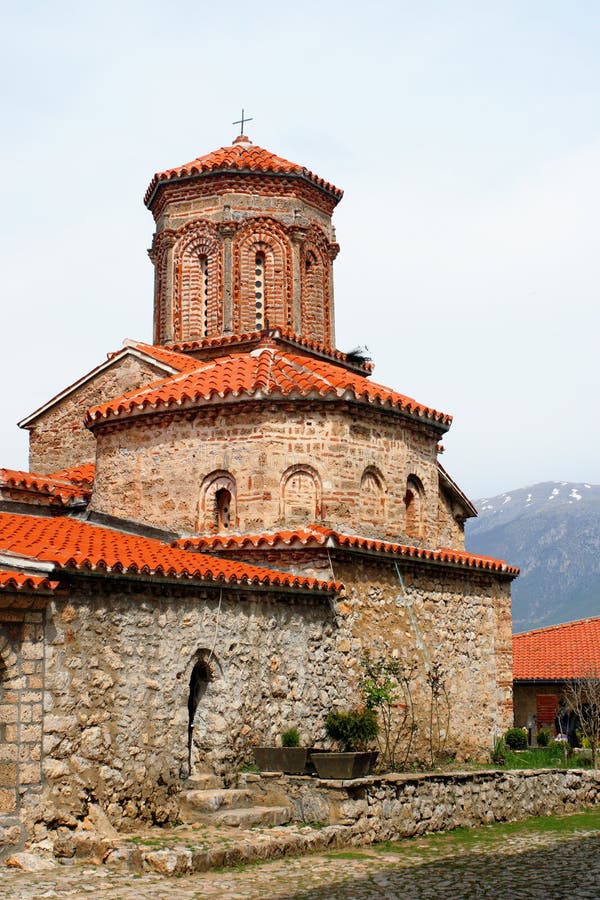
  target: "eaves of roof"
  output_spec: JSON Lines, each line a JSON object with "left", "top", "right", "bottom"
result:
{"left": 437, "top": 462, "right": 478, "bottom": 518}
{"left": 0, "top": 569, "right": 59, "bottom": 593}
{"left": 18, "top": 343, "right": 189, "bottom": 429}
{"left": 85, "top": 341, "right": 452, "bottom": 431}
{"left": 0, "top": 513, "right": 341, "bottom": 596}
{"left": 175, "top": 525, "right": 519, "bottom": 578}
{"left": 144, "top": 139, "right": 343, "bottom": 209}
{"left": 0, "top": 468, "right": 92, "bottom": 506}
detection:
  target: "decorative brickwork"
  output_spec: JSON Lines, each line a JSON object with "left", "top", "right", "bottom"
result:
{"left": 233, "top": 218, "right": 292, "bottom": 334}
{"left": 173, "top": 221, "right": 222, "bottom": 342}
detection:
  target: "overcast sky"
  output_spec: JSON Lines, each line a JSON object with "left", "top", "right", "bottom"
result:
{"left": 1, "top": 1, "right": 599, "bottom": 499}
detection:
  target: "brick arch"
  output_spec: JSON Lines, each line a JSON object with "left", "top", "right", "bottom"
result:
{"left": 360, "top": 465, "right": 386, "bottom": 529}
{"left": 173, "top": 221, "right": 222, "bottom": 341}
{"left": 233, "top": 218, "right": 292, "bottom": 333}
{"left": 404, "top": 474, "right": 425, "bottom": 540}
{"left": 301, "top": 230, "right": 331, "bottom": 345}
{"left": 197, "top": 470, "right": 237, "bottom": 533}
{"left": 280, "top": 464, "right": 322, "bottom": 523}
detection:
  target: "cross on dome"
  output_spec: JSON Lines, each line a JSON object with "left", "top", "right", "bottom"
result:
{"left": 232, "top": 108, "right": 253, "bottom": 140}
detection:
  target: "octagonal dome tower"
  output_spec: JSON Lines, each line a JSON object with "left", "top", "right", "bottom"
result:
{"left": 145, "top": 135, "right": 343, "bottom": 348}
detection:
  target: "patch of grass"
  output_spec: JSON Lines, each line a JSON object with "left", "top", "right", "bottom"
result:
{"left": 373, "top": 808, "right": 600, "bottom": 856}
{"left": 325, "top": 851, "right": 372, "bottom": 860}
{"left": 494, "top": 743, "right": 595, "bottom": 770}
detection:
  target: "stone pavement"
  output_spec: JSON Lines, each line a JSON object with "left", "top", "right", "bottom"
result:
{"left": 2, "top": 811, "right": 600, "bottom": 899}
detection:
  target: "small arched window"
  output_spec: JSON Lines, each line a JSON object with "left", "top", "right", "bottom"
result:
{"left": 215, "top": 488, "right": 232, "bottom": 530}
{"left": 198, "top": 471, "right": 237, "bottom": 533}
{"left": 254, "top": 252, "right": 265, "bottom": 330}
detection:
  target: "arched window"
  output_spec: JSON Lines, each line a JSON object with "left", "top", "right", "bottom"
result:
{"left": 215, "top": 488, "right": 232, "bottom": 530}
{"left": 404, "top": 475, "right": 425, "bottom": 539}
{"left": 198, "top": 471, "right": 237, "bottom": 533}
{"left": 254, "top": 252, "right": 265, "bottom": 330}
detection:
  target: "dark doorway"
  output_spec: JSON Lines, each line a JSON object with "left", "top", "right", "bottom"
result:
{"left": 187, "top": 658, "right": 211, "bottom": 776}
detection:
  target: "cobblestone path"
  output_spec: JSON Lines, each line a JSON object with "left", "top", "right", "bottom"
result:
{"left": 2, "top": 814, "right": 599, "bottom": 899}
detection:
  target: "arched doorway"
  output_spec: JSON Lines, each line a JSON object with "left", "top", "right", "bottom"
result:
{"left": 187, "top": 656, "right": 212, "bottom": 776}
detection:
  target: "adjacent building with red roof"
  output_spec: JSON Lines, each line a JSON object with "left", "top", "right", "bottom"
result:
{"left": 513, "top": 617, "right": 600, "bottom": 742}
{"left": 0, "top": 131, "right": 518, "bottom": 856}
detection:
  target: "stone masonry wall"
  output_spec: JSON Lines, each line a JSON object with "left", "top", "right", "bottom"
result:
{"left": 26, "top": 355, "right": 169, "bottom": 474}
{"left": 33, "top": 582, "right": 342, "bottom": 836}
{"left": 91, "top": 401, "right": 447, "bottom": 547}
{"left": 0, "top": 597, "right": 45, "bottom": 859}
{"left": 282, "top": 768, "right": 600, "bottom": 839}
{"left": 204, "top": 548, "right": 514, "bottom": 763}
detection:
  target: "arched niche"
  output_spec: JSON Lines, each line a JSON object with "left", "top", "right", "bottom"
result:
{"left": 360, "top": 465, "right": 385, "bottom": 526}
{"left": 197, "top": 471, "right": 237, "bottom": 533}
{"left": 300, "top": 242, "right": 328, "bottom": 344}
{"left": 404, "top": 474, "right": 425, "bottom": 540}
{"left": 280, "top": 464, "right": 322, "bottom": 523}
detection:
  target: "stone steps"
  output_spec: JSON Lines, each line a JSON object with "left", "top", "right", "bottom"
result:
{"left": 186, "top": 773, "right": 222, "bottom": 790}
{"left": 183, "top": 788, "right": 252, "bottom": 814}
{"left": 212, "top": 805, "right": 293, "bottom": 828}
{"left": 180, "top": 772, "right": 294, "bottom": 827}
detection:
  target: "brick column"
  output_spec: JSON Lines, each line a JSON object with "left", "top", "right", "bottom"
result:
{"left": 289, "top": 226, "right": 307, "bottom": 335}
{"left": 217, "top": 223, "right": 237, "bottom": 333}
{"left": 327, "top": 242, "right": 340, "bottom": 347}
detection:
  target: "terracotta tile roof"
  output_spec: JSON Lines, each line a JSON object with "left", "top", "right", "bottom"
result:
{"left": 0, "top": 469, "right": 92, "bottom": 506}
{"left": 166, "top": 329, "right": 375, "bottom": 375}
{"left": 513, "top": 616, "right": 600, "bottom": 681}
{"left": 48, "top": 463, "right": 95, "bottom": 487}
{"left": 0, "top": 513, "right": 340, "bottom": 594}
{"left": 175, "top": 525, "right": 519, "bottom": 577}
{"left": 19, "top": 342, "right": 195, "bottom": 430}
{"left": 86, "top": 338, "right": 451, "bottom": 430}
{"left": 121, "top": 340, "right": 200, "bottom": 373}
{"left": 0, "top": 570, "right": 59, "bottom": 593}
{"left": 144, "top": 137, "right": 343, "bottom": 208}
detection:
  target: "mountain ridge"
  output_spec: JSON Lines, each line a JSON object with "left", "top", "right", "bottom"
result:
{"left": 465, "top": 480, "right": 600, "bottom": 632}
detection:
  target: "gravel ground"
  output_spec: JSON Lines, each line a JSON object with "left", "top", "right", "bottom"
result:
{"left": 2, "top": 814, "right": 600, "bottom": 899}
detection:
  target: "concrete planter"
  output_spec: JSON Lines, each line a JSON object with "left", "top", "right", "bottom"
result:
{"left": 311, "top": 750, "right": 378, "bottom": 779}
{"left": 253, "top": 747, "right": 308, "bottom": 774}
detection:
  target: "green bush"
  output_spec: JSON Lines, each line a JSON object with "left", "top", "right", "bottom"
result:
{"left": 536, "top": 729, "right": 550, "bottom": 747}
{"left": 325, "top": 708, "right": 379, "bottom": 751}
{"left": 504, "top": 727, "right": 528, "bottom": 750}
{"left": 281, "top": 727, "right": 300, "bottom": 747}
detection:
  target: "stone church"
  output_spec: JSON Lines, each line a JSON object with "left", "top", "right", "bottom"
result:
{"left": 0, "top": 133, "right": 517, "bottom": 853}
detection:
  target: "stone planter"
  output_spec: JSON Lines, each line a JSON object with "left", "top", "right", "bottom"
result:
{"left": 311, "top": 750, "right": 378, "bottom": 779}
{"left": 252, "top": 747, "right": 308, "bottom": 774}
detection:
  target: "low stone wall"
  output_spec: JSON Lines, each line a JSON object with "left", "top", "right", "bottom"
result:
{"left": 280, "top": 768, "right": 600, "bottom": 841}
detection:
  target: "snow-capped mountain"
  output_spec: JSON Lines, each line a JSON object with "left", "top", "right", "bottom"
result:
{"left": 465, "top": 481, "right": 600, "bottom": 632}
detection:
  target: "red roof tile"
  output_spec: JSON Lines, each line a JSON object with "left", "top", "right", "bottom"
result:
{"left": 0, "top": 513, "right": 340, "bottom": 594}
{"left": 513, "top": 617, "right": 600, "bottom": 681}
{"left": 121, "top": 340, "right": 201, "bottom": 373}
{"left": 0, "top": 469, "right": 92, "bottom": 506}
{"left": 48, "top": 463, "right": 96, "bottom": 487}
{"left": 86, "top": 338, "right": 451, "bottom": 429}
{"left": 166, "top": 329, "right": 374, "bottom": 375}
{"left": 174, "top": 525, "right": 519, "bottom": 577}
{"left": 144, "top": 137, "right": 343, "bottom": 208}
{"left": 0, "top": 570, "right": 59, "bottom": 593}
